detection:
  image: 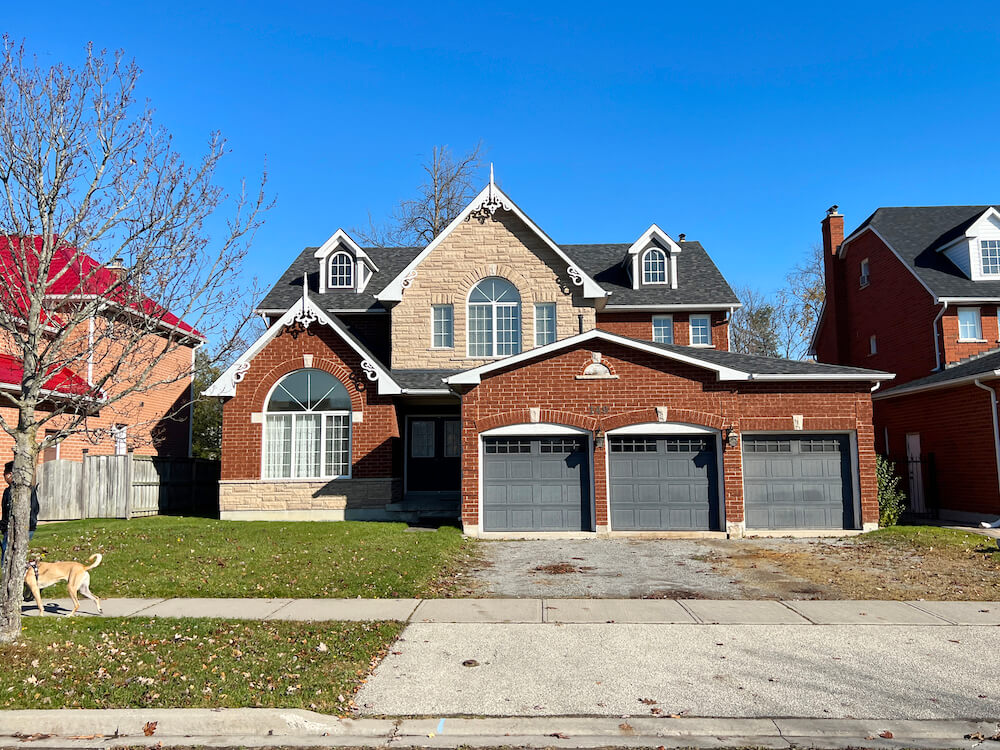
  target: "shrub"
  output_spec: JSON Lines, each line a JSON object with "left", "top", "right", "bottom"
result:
{"left": 876, "top": 454, "right": 907, "bottom": 527}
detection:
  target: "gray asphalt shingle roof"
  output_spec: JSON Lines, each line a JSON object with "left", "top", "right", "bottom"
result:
{"left": 850, "top": 205, "right": 1000, "bottom": 298}
{"left": 877, "top": 347, "right": 1000, "bottom": 396}
{"left": 258, "top": 239, "right": 739, "bottom": 312}
{"left": 634, "top": 336, "right": 891, "bottom": 378}
{"left": 390, "top": 369, "right": 460, "bottom": 390}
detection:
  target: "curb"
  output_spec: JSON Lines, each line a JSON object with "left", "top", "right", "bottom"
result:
{"left": 0, "top": 710, "right": 998, "bottom": 748}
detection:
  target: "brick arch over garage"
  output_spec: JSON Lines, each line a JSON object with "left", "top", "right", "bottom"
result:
{"left": 600, "top": 407, "right": 725, "bottom": 432}
{"left": 247, "top": 356, "right": 366, "bottom": 414}
{"left": 472, "top": 409, "right": 599, "bottom": 433}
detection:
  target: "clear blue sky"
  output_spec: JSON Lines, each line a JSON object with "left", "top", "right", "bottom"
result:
{"left": 8, "top": 1, "right": 1000, "bottom": 297}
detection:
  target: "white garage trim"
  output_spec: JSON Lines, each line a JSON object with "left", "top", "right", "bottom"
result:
{"left": 472, "top": 423, "right": 595, "bottom": 539}
{"left": 604, "top": 423, "right": 726, "bottom": 534}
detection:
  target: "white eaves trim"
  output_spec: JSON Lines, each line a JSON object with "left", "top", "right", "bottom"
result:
{"left": 375, "top": 182, "right": 607, "bottom": 302}
{"left": 938, "top": 296, "right": 1000, "bottom": 303}
{"left": 313, "top": 229, "right": 380, "bottom": 294}
{"left": 625, "top": 224, "right": 682, "bottom": 291}
{"left": 604, "top": 303, "right": 743, "bottom": 312}
{"left": 443, "top": 329, "right": 889, "bottom": 386}
{"left": 873, "top": 369, "right": 1000, "bottom": 400}
{"left": 204, "top": 292, "right": 400, "bottom": 398}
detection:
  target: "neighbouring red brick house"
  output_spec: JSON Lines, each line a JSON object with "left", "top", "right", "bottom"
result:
{"left": 812, "top": 205, "right": 1000, "bottom": 522}
{"left": 208, "top": 177, "right": 890, "bottom": 536}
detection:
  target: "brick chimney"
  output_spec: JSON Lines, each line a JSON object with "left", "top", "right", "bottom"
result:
{"left": 818, "top": 206, "right": 847, "bottom": 363}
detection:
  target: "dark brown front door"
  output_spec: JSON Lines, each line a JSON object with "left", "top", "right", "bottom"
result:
{"left": 407, "top": 417, "right": 461, "bottom": 494}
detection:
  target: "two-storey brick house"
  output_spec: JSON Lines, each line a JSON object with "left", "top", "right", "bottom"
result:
{"left": 209, "top": 178, "right": 890, "bottom": 536}
{"left": 812, "top": 205, "right": 1000, "bottom": 522}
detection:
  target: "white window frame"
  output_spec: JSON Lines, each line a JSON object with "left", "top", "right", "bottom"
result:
{"left": 689, "top": 314, "right": 712, "bottom": 346}
{"left": 982, "top": 240, "right": 1000, "bottom": 277}
{"left": 652, "top": 314, "right": 673, "bottom": 344}
{"left": 328, "top": 251, "right": 354, "bottom": 289}
{"left": 957, "top": 307, "right": 984, "bottom": 342}
{"left": 869, "top": 335, "right": 877, "bottom": 355}
{"left": 467, "top": 278, "right": 522, "bottom": 358}
{"left": 860, "top": 258, "right": 870, "bottom": 287}
{"left": 112, "top": 425, "right": 127, "bottom": 455}
{"left": 261, "top": 370, "right": 352, "bottom": 481}
{"left": 431, "top": 305, "right": 454, "bottom": 349}
{"left": 534, "top": 303, "right": 557, "bottom": 347}
{"left": 641, "top": 248, "right": 668, "bottom": 285}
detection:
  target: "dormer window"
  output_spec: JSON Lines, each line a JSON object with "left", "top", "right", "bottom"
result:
{"left": 328, "top": 251, "right": 354, "bottom": 289}
{"left": 642, "top": 248, "right": 667, "bottom": 284}
{"left": 982, "top": 240, "right": 1000, "bottom": 276}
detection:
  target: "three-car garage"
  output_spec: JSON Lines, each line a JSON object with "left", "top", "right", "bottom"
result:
{"left": 479, "top": 427, "right": 858, "bottom": 534}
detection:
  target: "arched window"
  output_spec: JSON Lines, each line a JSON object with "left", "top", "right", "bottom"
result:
{"left": 328, "top": 251, "right": 354, "bottom": 288}
{"left": 468, "top": 277, "right": 521, "bottom": 357}
{"left": 642, "top": 248, "right": 667, "bottom": 284}
{"left": 263, "top": 369, "right": 351, "bottom": 479}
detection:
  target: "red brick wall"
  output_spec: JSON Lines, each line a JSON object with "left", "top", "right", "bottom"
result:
{"left": 815, "top": 229, "right": 940, "bottom": 386}
{"left": 220, "top": 325, "right": 398, "bottom": 481}
{"left": 459, "top": 341, "right": 878, "bottom": 529}
{"left": 597, "top": 311, "right": 730, "bottom": 350}
{"left": 875, "top": 385, "right": 1000, "bottom": 516}
{"left": 941, "top": 305, "right": 999, "bottom": 364}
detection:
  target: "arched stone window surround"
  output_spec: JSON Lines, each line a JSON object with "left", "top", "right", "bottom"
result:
{"left": 466, "top": 277, "right": 523, "bottom": 358}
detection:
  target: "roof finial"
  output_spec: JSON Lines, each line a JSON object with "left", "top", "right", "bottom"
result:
{"left": 302, "top": 272, "right": 309, "bottom": 304}
{"left": 489, "top": 162, "right": 495, "bottom": 192}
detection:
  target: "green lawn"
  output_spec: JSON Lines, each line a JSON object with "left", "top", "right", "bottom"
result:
{"left": 853, "top": 524, "right": 997, "bottom": 551}
{"left": 0, "top": 617, "right": 401, "bottom": 713}
{"left": 28, "top": 517, "right": 474, "bottom": 598}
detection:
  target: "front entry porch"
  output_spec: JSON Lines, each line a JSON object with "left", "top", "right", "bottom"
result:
{"left": 387, "top": 406, "right": 462, "bottom": 523}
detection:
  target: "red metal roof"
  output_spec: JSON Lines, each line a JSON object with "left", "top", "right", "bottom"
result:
{"left": 0, "top": 353, "right": 93, "bottom": 397}
{"left": 0, "top": 236, "right": 202, "bottom": 338}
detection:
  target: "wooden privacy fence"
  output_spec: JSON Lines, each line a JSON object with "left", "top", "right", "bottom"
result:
{"left": 36, "top": 454, "right": 220, "bottom": 520}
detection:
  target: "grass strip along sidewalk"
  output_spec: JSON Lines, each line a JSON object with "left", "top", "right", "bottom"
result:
{"left": 0, "top": 617, "right": 402, "bottom": 713}
{"left": 26, "top": 517, "right": 474, "bottom": 599}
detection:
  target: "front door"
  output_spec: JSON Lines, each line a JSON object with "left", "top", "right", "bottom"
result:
{"left": 407, "top": 416, "right": 461, "bottom": 496}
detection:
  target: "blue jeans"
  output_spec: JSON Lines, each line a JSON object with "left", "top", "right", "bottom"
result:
{"left": 0, "top": 529, "right": 33, "bottom": 567}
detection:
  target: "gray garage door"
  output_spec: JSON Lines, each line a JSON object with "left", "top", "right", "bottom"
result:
{"left": 742, "top": 434, "right": 854, "bottom": 529}
{"left": 609, "top": 436, "right": 720, "bottom": 530}
{"left": 483, "top": 437, "right": 591, "bottom": 531}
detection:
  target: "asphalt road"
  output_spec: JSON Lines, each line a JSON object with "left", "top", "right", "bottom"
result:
{"left": 355, "top": 622, "right": 1000, "bottom": 719}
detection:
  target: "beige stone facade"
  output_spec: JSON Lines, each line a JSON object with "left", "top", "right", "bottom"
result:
{"left": 219, "top": 477, "right": 400, "bottom": 518}
{"left": 390, "top": 210, "right": 596, "bottom": 369}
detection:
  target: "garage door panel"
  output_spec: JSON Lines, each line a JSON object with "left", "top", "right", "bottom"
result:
{"left": 743, "top": 434, "right": 853, "bottom": 530}
{"left": 483, "top": 437, "right": 591, "bottom": 532}
{"left": 609, "top": 435, "right": 719, "bottom": 531}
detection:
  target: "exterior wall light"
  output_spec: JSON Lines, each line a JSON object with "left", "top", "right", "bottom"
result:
{"left": 594, "top": 430, "right": 605, "bottom": 450}
{"left": 725, "top": 427, "right": 739, "bottom": 448}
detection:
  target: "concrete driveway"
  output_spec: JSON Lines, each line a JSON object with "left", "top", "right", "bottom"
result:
{"left": 458, "top": 538, "right": 803, "bottom": 599}
{"left": 356, "top": 622, "right": 1000, "bottom": 719}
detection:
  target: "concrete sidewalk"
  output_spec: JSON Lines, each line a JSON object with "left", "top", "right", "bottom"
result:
{"left": 21, "top": 596, "right": 1000, "bottom": 624}
{"left": 0, "top": 709, "right": 997, "bottom": 749}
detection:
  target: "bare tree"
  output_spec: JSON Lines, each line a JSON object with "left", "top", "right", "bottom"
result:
{"left": 776, "top": 243, "right": 825, "bottom": 359}
{"left": 0, "top": 40, "right": 268, "bottom": 641}
{"left": 730, "top": 286, "right": 781, "bottom": 357}
{"left": 355, "top": 142, "right": 485, "bottom": 247}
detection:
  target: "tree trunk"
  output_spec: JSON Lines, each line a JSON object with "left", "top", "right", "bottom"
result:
{"left": 0, "top": 426, "right": 38, "bottom": 642}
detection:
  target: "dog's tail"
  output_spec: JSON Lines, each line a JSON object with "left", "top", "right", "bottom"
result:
{"left": 85, "top": 553, "right": 103, "bottom": 570}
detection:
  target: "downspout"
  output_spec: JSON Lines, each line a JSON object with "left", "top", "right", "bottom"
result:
{"left": 932, "top": 301, "right": 948, "bottom": 370}
{"left": 726, "top": 305, "right": 735, "bottom": 351}
{"left": 975, "top": 378, "right": 1000, "bottom": 499}
{"left": 87, "top": 314, "right": 95, "bottom": 384}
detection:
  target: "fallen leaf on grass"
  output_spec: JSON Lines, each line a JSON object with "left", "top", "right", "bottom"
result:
{"left": 143, "top": 721, "right": 157, "bottom": 736}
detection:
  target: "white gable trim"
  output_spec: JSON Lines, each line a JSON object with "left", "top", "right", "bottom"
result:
{"left": 444, "top": 329, "right": 891, "bottom": 386}
{"left": 375, "top": 182, "right": 607, "bottom": 302}
{"left": 626, "top": 224, "right": 683, "bottom": 291}
{"left": 204, "top": 289, "right": 400, "bottom": 398}
{"left": 961, "top": 207, "right": 1000, "bottom": 241}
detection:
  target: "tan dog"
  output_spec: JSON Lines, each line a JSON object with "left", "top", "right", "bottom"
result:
{"left": 24, "top": 553, "right": 103, "bottom": 616}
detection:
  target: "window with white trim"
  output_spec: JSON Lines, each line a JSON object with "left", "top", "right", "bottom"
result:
{"left": 860, "top": 258, "right": 870, "bottom": 287}
{"left": 431, "top": 305, "right": 454, "bottom": 348}
{"left": 534, "top": 303, "right": 556, "bottom": 346}
{"left": 689, "top": 314, "right": 711, "bottom": 346}
{"left": 652, "top": 315, "right": 673, "bottom": 344}
{"left": 642, "top": 248, "right": 667, "bottom": 284}
{"left": 982, "top": 240, "right": 1000, "bottom": 276}
{"left": 468, "top": 277, "right": 521, "bottom": 357}
{"left": 263, "top": 369, "right": 351, "bottom": 480}
{"left": 958, "top": 307, "right": 983, "bottom": 341}
{"left": 328, "top": 251, "right": 354, "bottom": 289}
